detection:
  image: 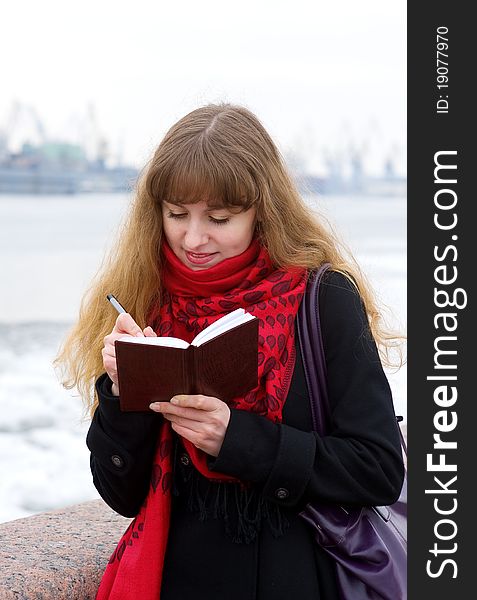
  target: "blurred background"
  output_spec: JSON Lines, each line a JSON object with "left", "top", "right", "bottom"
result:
{"left": 0, "top": 0, "right": 406, "bottom": 523}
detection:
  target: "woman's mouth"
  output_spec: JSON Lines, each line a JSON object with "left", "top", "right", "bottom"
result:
{"left": 185, "top": 251, "right": 218, "bottom": 265}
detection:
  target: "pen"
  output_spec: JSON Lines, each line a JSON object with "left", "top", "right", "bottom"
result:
{"left": 107, "top": 294, "right": 127, "bottom": 314}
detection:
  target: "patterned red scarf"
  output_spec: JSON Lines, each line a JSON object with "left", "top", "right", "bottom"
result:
{"left": 95, "top": 237, "right": 307, "bottom": 600}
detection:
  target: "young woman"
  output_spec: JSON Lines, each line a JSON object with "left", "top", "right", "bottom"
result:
{"left": 56, "top": 103, "right": 405, "bottom": 600}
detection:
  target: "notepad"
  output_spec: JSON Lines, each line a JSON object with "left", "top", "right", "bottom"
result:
{"left": 115, "top": 309, "right": 259, "bottom": 411}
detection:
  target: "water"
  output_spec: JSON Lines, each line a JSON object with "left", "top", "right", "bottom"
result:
{"left": 0, "top": 193, "right": 406, "bottom": 523}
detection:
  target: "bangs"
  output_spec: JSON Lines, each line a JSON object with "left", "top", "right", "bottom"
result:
{"left": 147, "top": 138, "right": 259, "bottom": 211}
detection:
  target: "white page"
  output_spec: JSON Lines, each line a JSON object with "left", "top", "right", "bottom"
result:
{"left": 118, "top": 335, "right": 189, "bottom": 349}
{"left": 117, "top": 308, "right": 254, "bottom": 349}
{"left": 192, "top": 312, "right": 255, "bottom": 347}
{"left": 191, "top": 308, "right": 246, "bottom": 346}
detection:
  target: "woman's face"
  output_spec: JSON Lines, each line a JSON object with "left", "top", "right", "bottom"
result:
{"left": 161, "top": 199, "right": 257, "bottom": 270}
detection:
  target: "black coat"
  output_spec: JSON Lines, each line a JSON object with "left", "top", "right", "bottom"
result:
{"left": 86, "top": 271, "right": 405, "bottom": 599}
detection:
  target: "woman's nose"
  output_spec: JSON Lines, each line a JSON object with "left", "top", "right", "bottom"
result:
{"left": 184, "top": 222, "right": 209, "bottom": 249}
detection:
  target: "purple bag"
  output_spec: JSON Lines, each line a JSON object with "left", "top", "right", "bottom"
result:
{"left": 297, "top": 266, "right": 407, "bottom": 600}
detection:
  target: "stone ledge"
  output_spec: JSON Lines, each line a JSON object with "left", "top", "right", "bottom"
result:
{"left": 0, "top": 500, "right": 131, "bottom": 599}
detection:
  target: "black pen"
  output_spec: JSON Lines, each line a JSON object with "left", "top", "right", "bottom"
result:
{"left": 107, "top": 294, "right": 127, "bottom": 314}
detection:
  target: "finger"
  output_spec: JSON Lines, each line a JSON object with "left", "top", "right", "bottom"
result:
{"left": 103, "top": 354, "right": 117, "bottom": 371}
{"left": 143, "top": 326, "right": 157, "bottom": 337}
{"left": 101, "top": 347, "right": 116, "bottom": 365}
{"left": 102, "top": 341, "right": 117, "bottom": 361}
{"left": 149, "top": 402, "right": 210, "bottom": 422}
{"left": 170, "top": 422, "right": 202, "bottom": 447}
{"left": 115, "top": 313, "right": 144, "bottom": 337}
{"left": 103, "top": 333, "right": 117, "bottom": 349}
{"left": 163, "top": 414, "right": 203, "bottom": 432}
{"left": 102, "top": 360, "right": 118, "bottom": 383}
{"left": 170, "top": 394, "right": 219, "bottom": 411}
{"left": 102, "top": 344, "right": 116, "bottom": 359}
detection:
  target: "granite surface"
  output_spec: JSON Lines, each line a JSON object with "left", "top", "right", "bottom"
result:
{"left": 0, "top": 500, "right": 131, "bottom": 599}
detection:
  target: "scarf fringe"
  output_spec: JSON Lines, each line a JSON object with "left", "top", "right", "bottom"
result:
{"left": 172, "top": 442, "right": 289, "bottom": 544}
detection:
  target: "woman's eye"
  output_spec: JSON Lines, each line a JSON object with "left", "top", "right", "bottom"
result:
{"left": 166, "top": 211, "right": 230, "bottom": 225}
{"left": 209, "top": 217, "right": 230, "bottom": 225}
{"left": 167, "top": 212, "right": 187, "bottom": 219}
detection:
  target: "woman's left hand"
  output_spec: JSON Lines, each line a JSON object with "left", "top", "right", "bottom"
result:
{"left": 149, "top": 395, "right": 231, "bottom": 457}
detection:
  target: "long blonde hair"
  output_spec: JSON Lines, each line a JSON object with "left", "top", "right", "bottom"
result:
{"left": 55, "top": 103, "right": 403, "bottom": 416}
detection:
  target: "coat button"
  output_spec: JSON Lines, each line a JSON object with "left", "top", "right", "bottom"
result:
{"left": 179, "top": 453, "right": 190, "bottom": 466}
{"left": 111, "top": 454, "right": 124, "bottom": 468}
{"left": 275, "top": 487, "right": 289, "bottom": 500}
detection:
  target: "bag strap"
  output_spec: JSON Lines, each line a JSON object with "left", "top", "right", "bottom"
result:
{"left": 296, "top": 265, "right": 331, "bottom": 436}
{"left": 297, "top": 266, "right": 407, "bottom": 455}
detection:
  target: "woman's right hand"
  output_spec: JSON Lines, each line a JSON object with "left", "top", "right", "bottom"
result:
{"left": 102, "top": 313, "right": 157, "bottom": 396}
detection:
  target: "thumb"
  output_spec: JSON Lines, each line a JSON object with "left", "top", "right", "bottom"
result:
{"left": 144, "top": 326, "right": 157, "bottom": 337}
{"left": 116, "top": 313, "right": 144, "bottom": 337}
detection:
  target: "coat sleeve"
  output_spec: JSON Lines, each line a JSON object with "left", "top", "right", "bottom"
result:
{"left": 208, "top": 271, "right": 405, "bottom": 510}
{"left": 86, "top": 373, "right": 162, "bottom": 517}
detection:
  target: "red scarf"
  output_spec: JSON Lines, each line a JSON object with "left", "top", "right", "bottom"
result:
{"left": 95, "top": 238, "right": 307, "bottom": 600}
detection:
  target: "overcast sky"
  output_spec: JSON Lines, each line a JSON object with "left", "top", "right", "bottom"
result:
{"left": 1, "top": 0, "right": 406, "bottom": 176}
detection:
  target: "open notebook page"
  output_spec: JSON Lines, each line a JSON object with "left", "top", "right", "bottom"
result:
{"left": 192, "top": 310, "right": 255, "bottom": 346}
{"left": 117, "top": 308, "right": 254, "bottom": 349}
{"left": 117, "top": 336, "right": 190, "bottom": 349}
